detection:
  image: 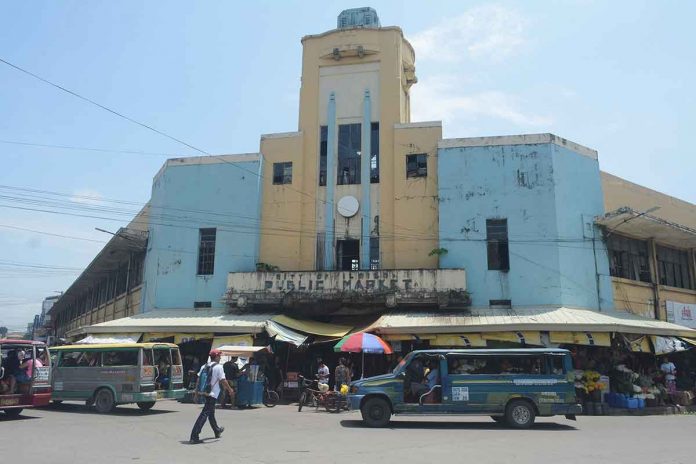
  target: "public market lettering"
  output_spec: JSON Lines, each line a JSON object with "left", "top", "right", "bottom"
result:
{"left": 263, "top": 273, "right": 417, "bottom": 292}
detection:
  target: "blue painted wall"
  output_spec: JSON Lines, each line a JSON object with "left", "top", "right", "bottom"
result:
{"left": 141, "top": 158, "right": 261, "bottom": 311}
{"left": 438, "top": 140, "right": 613, "bottom": 310}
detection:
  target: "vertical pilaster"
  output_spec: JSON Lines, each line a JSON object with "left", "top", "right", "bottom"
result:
{"left": 360, "top": 89, "right": 372, "bottom": 270}
{"left": 648, "top": 238, "right": 663, "bottom": 320}
{"left": 324, "top": 92, "right": 337, "bottom": 270}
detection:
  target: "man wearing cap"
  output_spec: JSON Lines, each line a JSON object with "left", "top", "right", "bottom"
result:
{"left": 190, "top": 349, "right": 234, "bottom": 444}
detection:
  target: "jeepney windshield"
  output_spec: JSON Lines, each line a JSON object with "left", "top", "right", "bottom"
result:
{"left": 393, "top": 352, "right": 414, "bottom": 374}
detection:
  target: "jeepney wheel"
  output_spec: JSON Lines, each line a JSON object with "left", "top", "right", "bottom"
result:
{"left": 3, "top": 408, "right": 23, "bottom": 418}
{"left": 137, "top": 401, "right": 156, "bottom": 411}
{"left": 505, "top": 400, "right": 536, "bottom": 429}
{"left": 94, "top": 388, "right": 115, "bottom": 413}
{"left": 361, "top": 397, "right": 391, "bottom": 428}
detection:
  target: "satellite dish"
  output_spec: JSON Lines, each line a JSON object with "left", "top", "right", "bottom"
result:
{"left": 337, "top": 196, "right": 360, "bottom": 218}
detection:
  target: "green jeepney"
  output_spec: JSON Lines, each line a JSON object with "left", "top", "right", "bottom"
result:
{"left": 50, "top": 342, "right": 186, "bottom": 413}
{"left": 348, "top": 348, "right": 582, "bottom": 428}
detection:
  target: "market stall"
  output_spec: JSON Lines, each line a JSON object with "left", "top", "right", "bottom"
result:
{"left": 217, "top": 345, "right": 271, "bottom": 408}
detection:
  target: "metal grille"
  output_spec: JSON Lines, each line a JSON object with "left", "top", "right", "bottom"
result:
{"left": 197, "top": 228, "right": 216, "bottom": 275}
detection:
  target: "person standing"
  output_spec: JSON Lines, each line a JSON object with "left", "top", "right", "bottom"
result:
{"left": 220, "top": 356, "right": 239, "bottom": 409}
{"left": 190, "top": 350, "right": 234, "bottom": 444}
{"left": 317, "top": 359, "right": 330, "bottom": 387}
{"left": 334, "top": 358, "right": 350, "bottom": 391}
{"left": 660, "top": 356, "right": 678, "bottom": 395}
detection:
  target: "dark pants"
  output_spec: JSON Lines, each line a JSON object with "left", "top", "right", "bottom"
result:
{"left": 190, "top": 396, "right": 221, "bottom": 440}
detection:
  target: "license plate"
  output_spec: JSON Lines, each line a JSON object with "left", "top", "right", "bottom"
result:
{"left": 0, "top": 398, "right": 20, "bottom": 407}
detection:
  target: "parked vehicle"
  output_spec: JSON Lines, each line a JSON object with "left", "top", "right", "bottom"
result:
{"left": 0, "top": 339, "right": 52, "bottom": 417}
{"left": 49, "top": 343, "right": 185, "bottom": 413}
{"left": 348, "top": 348, "right": 582, "bottom": 428}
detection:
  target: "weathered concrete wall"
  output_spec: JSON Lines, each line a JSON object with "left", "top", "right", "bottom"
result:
{"left": 142, "top": 156, "right": 261, "bottom": 311}
{"left": 437, "top": 135, "right": 613, "bottom": 310}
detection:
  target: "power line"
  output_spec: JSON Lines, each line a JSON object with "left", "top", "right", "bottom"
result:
{"left": 0, "top": 224, "right": 107, "bottom": 243}
{"left": 0, "top": 57, "right": 434, "bottom": 239}
{"left": 0, "top": 139, "right": 179, "bottom": 158}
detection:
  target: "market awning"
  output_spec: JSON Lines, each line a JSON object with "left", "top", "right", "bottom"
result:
{"left": 271, "top": 315, "right": 352, "bottom": 337}
{"left": 549, "top": 331, "right": 612, "bottom": 347}
{"left": 595, "top": 207, "right": 696, "bottom": 249}
{"left": 367, "top": 307, "right": 696, "bottom": 338}
{"left": 265, "top": 320, "right": 308, "bottom": 347}
{"left": 212, "top": 335, "right": 254, "bottom": 348}
{"left": 483, "top": 331, "right": 543, "bottom": 346}
{"left": 67, "top": 309, "right": 272, "bottom": 338}
{"left": 431, "top": 334, "right": 487, "bottom": 347}
{"left": 651, "top": 336, "right": 689, "bottom": 355}
{"left": 216, "top": 345, "right": 270, "bottom": 357}
{"left": 75, "top": 333, "right": 142, "bottom": 344}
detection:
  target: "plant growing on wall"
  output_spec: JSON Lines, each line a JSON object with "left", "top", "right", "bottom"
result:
{"left": 428, "top": 248, "right": 448, "bottom": 257}
{"left": 256, "top": 262, "right": 280, "bottom": 272}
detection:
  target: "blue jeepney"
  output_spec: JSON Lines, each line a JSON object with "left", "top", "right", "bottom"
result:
{"left": 348, "top": 348, "right": 582, "bottom": 428}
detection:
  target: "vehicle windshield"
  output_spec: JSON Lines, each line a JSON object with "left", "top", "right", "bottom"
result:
{"left": 393, "top": 352, "right": 414, "bottom": 373}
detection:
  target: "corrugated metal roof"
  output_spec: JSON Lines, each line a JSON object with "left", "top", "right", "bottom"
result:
{"left": 368, "top": 307, "right": 696, "bottom": 338}
{"left": 70, "top": 310, "right": 272, "bottom": 337}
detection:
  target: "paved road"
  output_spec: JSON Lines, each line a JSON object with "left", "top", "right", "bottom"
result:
{"left": 2, "top": 401, "right": 694, "bottom": 464}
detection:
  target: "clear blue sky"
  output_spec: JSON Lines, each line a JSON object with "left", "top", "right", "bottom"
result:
{"left": 1, "top": 1, "right": 694, "bottom": 330}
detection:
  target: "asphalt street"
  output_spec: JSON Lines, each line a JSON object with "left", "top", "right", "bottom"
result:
{"left": 2, "top": 401, "right": 694, "bottom": 464}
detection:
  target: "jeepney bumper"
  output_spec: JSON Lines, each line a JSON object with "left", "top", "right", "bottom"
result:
{"left": 554, "top": 403, "right": 582, "bottom": 418}
{"left": 32, "top": 391, "right": 53, "bottom": 407}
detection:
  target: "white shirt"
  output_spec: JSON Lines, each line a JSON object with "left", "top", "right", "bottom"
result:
{"left": 661, "top": 362, "right": 676, "bottom": 381}
{"left": 199, "top": 362, "right": 226, "bottom": 399}
{"left": 317, "top": 365, "right": 330, "bottom": 384}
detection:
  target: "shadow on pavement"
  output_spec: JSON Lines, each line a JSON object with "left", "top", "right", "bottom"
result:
{"left": 339, "top": 419, "right": 577, "bottom": 431}
{"left": 178, "top": 438, "right": 220, "bottom": 445}
{"left": 0, "top": 413, "right": 40, "bottom": 422}
{"left": 42, "top": 402, "right": 177, "bottom": 416}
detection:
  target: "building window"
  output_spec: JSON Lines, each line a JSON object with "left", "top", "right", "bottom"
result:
{"left": 197, "top": 228, "right": 216, "bottom": 275}
{"left": 370, "top": 122, "right": 379, "bottom": 183}
{"left": 369, "top": 237, "right": 380, "bottom": 270}
{"left": 338, "top": 123, "right": 361, "bottom": 185}
{"left": 194, "top": 301, "right": 212, "bottom": 309}
{"left": 336, "top": 239, "right": 360, "bottom": 271}
{"left": 656, "top": 245, "right": 693, "bottom": 289}
{"left": 272, "top": 162, "right": 293, "bottom": 185}
{"left": 606, "top": 235, "right": 651, "bottom": 282}
{"left": 406, "top": 153, "right": 427, "bottom": 178}
{"left": 487, "top": 219, "right": 509, "bottom": 271}
{"left": 319, "top": 125, "right": 328, "bottom": 186}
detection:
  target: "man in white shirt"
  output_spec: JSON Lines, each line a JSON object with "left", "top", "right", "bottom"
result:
{"left": 660, "top": 356, "right": 678, "bottom": 395}
{"left": 190, "top": 349, "right": 235, "bottom": 444}
{"left": 317, "top": 359, "right": 330, "bottom": 388}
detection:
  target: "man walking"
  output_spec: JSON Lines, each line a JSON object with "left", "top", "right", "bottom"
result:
{"left": 190, "top": 349, "right": 234, "bottom": 444}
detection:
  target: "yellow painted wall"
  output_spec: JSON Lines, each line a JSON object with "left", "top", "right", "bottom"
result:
{"left": 389, "top": 123, "right": 442, "bottom": 269}
{"left": 259, "top": 133, "right": 306, "bottom": 270}
{"left": 612, "top": 277, "right": 655, "bottom": 318}
{"left": 601, "top": 171, "right": 696, "bottom": 229}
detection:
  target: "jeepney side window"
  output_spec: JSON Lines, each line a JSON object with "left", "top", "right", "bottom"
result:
{"left": 102, "top": 350, "right": 138, "bottom": 367}
{"left": 547, "top": 355, "right": 566, "bottom": 375}
{"left": 171, "top": 349, "right": 182, "bottom": 366}
{"left": 59, "top": 351, "right": 90, "bottom": 367}
{"left": 142, "top": 349, "right": 154, "bottom": 366}
{"left": 447, "top": 356, "right": 488, "bottom": 375}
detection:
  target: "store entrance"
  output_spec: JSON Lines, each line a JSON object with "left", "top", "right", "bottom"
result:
{"left": 336, "top": 239, "right": 359, "bottom": 271}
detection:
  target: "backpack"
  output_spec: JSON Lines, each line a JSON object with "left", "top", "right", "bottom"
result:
{"left": 198, "top": 362, "right": 218, "bottom": 395}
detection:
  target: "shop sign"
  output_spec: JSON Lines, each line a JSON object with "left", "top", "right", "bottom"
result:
{"left": 666, "top": 301, "right": 696, "bottom": 329}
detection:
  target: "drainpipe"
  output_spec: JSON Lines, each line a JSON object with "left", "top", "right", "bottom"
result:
{"left": 360, "top": 89, "right": 371, "bottom": 270}
{"left": 323, "top": 92, "right": 337, "bottom": 270}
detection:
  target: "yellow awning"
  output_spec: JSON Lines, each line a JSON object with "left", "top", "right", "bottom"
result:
{"left": 143, "top": 332, "right": 177, "bottom": 342}
{"left": 483, "top": 331, "right": 542, "bottom": 346}
{"left": 271, "top": 315, "right": 352, "bottom": 337}
{"left": 382, "top": 334, "right": 436, "bottom": 341}
{"left": 682, "top": 337, "right": 696, "bottom": 346}
{"left": 550, "top": 331, "right": 611, "bottom": 347}
{"left": 431, "top": 334, "right": 487, "bottom": 347}
{"left": 212, "top": 335, "right": 253, "bottom": 349}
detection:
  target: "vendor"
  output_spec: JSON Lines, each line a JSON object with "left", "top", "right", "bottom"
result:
{"left": 660, "top": 356, "right": 677, "bottom": 395}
